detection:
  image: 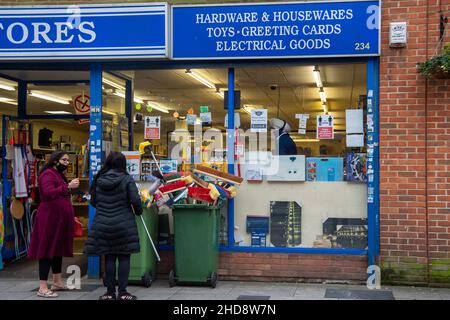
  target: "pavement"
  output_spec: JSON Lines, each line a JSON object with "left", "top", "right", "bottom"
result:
{"left": 1, "top": 277, "right": 450, "bottom": 300}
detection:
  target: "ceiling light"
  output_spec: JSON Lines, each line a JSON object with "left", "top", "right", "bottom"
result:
{"left": 319, "top": 88, "right": 327, "bottom": 103}
{"left": 0, "top": 83, "right": 16, "bottom": 91}
{"left": 185, "top": 69, "right": 215, "bottom": 89}
{"left": 242, "top": 105, "right": 254, "bottom": 115}
{"left": 293, "top": 139, "right": 320, "bottom": 142}
{"left": 29, "top": 91, "right": 70, "bottom": 105}
{"left": 44, "top": 111, "right": 72, "bottom": 115}
{"left": 145, "top": 101, "right": 170, "bottom": 114}
{"left": 112, "top": 90, "right": 144, "bottom": 104}
{"left": 0, "top": 78, "right": 17, "bottom": 91}
{"left": 312, "top": 66, "right": 323, "bottom": 88}
{"left": 102, "top": 77, "right": 125, "bottom": 91}
{"left": 134, "top": 97, "right": 144, "bottom": 104}
{"left": 0, "top": 97, "right": 17, "bottom": 105}
{"left": 215, "top": 89, "right": 224, "bottom": 98}
{"left": 102, "top": 110, "right": 117, "bottom": 116}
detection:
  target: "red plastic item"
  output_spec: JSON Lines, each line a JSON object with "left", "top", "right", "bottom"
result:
{"left": 73, "top": 217, "right": 83, "bottom": 238}
{"left": 159, "top": 180, "right": 186, "bottom": 194}
{"left": 187, "top": 187, "right": 214, "bottom": 203}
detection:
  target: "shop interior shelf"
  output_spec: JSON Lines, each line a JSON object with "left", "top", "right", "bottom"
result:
{"left": 72, "top": 202, "right": 89, "bottom": 206}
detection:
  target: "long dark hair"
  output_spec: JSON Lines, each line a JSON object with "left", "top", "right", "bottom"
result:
{"left": 90, "top": 151, "right": 128, "bottom": 193}
{"left": 39, "top": 150, "right": 69, "bottom": 182}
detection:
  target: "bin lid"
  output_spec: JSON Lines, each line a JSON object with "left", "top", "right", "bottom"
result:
{"left": 172, "top": 204, "right": 219, "bottom": 210}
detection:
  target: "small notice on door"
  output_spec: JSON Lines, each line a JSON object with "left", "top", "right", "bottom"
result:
{"left": 317, "top": 115, "right": 334, "bottom": 139}
{"left": 144, "top": 116, "right": 160, "bottom": 140}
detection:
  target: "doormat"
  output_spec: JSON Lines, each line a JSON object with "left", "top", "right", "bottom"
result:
{"left": 32, "top": 284, "right": 102, "bottom": 293}
{"left": 325, "top": 288, "right": 394, "bottom": 300}
{"left": 237, "top": 295, "right": 271, "bottom": 300}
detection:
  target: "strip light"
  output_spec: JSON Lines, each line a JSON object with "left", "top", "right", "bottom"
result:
{"left": 293, "top": 139, "right": 320, "bottom": 142}
{"left": 319, "top": 88, "right": 327, "bottom": 103}
{"left": 44, "top": 111, "right": 72, "bottom": 115}
{"left": 112, "top": 90, "right": 144, "bottom": 104}
{"left": 103, "top": 77, "right": 125, "bottom": 91}
{"left": 215, "top": 89, "right": 224, "bottom": 98}
{"left": 103, "top": 110, "right": 117, "bottom": 116}
{"left": 242, "top": 105, "right": 254, "bottom": 115}
{"left": 0, "top": 97, "right": 17, "bottom": 105}
{"left": 0, "top": 83, "right": 15, "bottom": 91}
{"left": 29, "top": 91, "right": 70, "bottom": 105}
{"left": 312, "top": 66, "right": 323, "bottom": 88}
{"left": 147, "top": 102, "right": 170, "bottom": 114}
{"left": 185, "top": 69, "right": 215, "bottom": 89}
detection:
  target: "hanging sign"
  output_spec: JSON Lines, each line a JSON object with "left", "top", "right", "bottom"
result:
{"left": 200, "top": 112, "right": 212, "bottom": 125}
{"left": 0, "top": 3, "right": 167, "bottom": 61}
{"left": 317, "top": 115, "right": 334, "bottom": 139}
{"left": 200, "top": 106, "right": 209, "bottom": 113}
{"left": 186, "top": 114, "right": 197, "bottom": 125}
{"left": 144, "top": 116, "right": 161, "bottom": 140}
{"left": 296, "top": 114, "right": 309, "bottom": 134}
{"left": 172, "top": 1, "right": 380, "bottom": 59}
{"left": 251, "top": 109, "right": 267, "bottom": 133}
{"left": 73, "top": 94, "right": 90, "bottom": 124}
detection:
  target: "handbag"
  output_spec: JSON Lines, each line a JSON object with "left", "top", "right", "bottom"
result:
{"left": 73, "top": 216, "right": 83, "bottom": 238}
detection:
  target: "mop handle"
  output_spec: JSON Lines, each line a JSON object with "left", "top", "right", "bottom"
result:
{"left": 140, "top": 215, "right": 161, "bottom": 262}
{"left": 150, "top": 150, "right": 164, "bottom": 178}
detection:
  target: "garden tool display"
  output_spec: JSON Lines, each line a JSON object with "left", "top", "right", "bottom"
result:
{"left": 193, "top": 164, "right": 243, "bottom": 185}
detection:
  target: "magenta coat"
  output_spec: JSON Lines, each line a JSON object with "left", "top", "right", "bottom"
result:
{"left": 28, "top": 167, "right": 74, "bottom": 259}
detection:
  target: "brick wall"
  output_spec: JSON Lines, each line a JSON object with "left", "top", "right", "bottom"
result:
{"left": 380, "top": 0, "right": 450, "bottom": 285}
{"left": 156, "top": 251, "right": 367, "bottom": 284}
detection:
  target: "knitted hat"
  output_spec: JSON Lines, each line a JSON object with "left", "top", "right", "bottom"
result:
{"left": 269, "top": 118, "right": 291, "bottom": 133}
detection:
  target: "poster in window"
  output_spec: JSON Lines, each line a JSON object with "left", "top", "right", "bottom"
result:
{"left": 316, "top": 115, "right": 334, "bottom": 139}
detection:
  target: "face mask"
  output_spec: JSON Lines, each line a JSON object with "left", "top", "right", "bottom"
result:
{"left": 56, "top": 163, "right": 68, "bottom": 173}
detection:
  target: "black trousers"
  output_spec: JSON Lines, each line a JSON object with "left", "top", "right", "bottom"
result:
{"left": 104, "top": 254, "right": 131, "bottom": 294}
{"left": 38, "top": 257, "right": 63, "bottom": 281}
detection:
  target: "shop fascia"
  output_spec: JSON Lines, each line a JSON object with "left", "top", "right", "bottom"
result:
{"left": 0, "top": 21, "right": 96, "bottom": 44}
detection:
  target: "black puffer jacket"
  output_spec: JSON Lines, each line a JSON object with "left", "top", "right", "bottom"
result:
{"left": 84, "top": 170, "right": 143, "bottom": 256}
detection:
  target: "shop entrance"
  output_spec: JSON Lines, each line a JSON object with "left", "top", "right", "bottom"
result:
{"left": 0, "top": 70, "right": 127, "bottom": 276}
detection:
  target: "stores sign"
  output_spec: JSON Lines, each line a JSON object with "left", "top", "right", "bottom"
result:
{"left": 0, "top": 3, "right": 167, "bottom": 60}
{"left": 172, "top": 1, "right": 380, "bottom": 59}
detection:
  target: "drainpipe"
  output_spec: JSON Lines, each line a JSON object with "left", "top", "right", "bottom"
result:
{"left": 424, "top": 0, "right": 430, "bottom": 286}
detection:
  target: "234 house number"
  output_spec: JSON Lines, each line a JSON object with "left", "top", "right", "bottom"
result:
{"left": 355, "top": 42, "right": 371, "bottom": 50}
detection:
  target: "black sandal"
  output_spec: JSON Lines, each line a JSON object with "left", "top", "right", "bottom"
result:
{"left": 99, "top": 292, "right": 116, "bottom": 300}
{"left": 118, "top": 292, "right": 137, "bottom": 300}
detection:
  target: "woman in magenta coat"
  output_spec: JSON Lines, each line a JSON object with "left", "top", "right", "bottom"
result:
{"left": 28, "top": 151, "right": 79, "bottom": 298}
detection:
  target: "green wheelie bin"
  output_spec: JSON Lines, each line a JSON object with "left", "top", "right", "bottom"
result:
{"left": 169, "top": 204, "right": 221, "bottom": 288}
{"left": 129, "top": 203, "right": 159, "bottom": 287}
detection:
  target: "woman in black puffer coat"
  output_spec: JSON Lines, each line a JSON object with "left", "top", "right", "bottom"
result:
{"left": 84, "top": 151, "right": 142, "bottom": 301}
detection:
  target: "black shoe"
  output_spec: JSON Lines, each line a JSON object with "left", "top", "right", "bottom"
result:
{"left": 99, "top": 292, "right": 116, "bottom": 300}
{"left": 118, "top": 292, "right": 137, "bottom": 300}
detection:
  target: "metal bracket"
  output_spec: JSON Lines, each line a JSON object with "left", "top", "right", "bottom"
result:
{"left": 440, "top": 14, "right": 448, "bottom": 40}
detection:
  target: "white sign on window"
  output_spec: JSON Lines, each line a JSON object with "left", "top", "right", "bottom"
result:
{"left": 251, "top": 109, "right": 267, "bottom": 133}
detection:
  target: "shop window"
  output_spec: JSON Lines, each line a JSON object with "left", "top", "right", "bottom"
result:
{"left": 234, "top": 64, "right": 368, "bottom": 250}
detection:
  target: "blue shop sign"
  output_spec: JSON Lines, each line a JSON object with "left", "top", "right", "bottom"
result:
{"left": 171, "top": 1, "right": 380, "bottom": 59}
{"left": 0, "top": 3, "right": 167, "bottom": 60}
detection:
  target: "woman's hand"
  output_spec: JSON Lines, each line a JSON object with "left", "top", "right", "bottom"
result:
{"left": 69, "top": 178, "right": 80, "bottom": 190}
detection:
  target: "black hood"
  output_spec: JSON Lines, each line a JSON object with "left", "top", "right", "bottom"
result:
{"left": 97, "top": 170, "right": 127, "bottom": 191}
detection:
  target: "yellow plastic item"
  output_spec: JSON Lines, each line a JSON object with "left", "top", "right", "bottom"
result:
{"left": 139, "top": 141, "right": 152, "bottom": 155}
{"left": 140, "top": 189, "right": 153, "bottom": 208}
